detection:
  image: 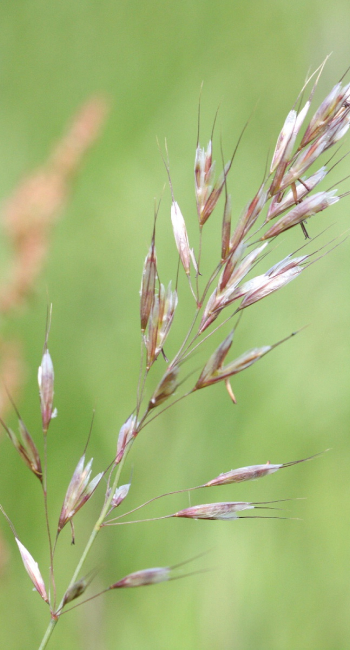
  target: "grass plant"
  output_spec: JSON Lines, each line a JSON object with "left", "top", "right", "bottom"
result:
{"left": 1, "top": 60, "right": 349, "bottom": 649}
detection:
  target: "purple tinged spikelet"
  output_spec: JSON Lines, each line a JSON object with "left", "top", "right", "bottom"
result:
{"left": 17, "top": 419, "right": 43, "bottom": 482}
{"left": 203, "top": 452, "right": 322, "bottom": 487}
{"left": 219, "top": 243, "right": 268, "bottom": 296}
{"left": 204, "top": 463, "right": 283, "bottom": 487}
{"left": 270, "top": 110, "right": 298, "bottom": 174}
{"left": 173, "top": 502, "right": 254, "bottom": 520}
{"left": 195, "top": 140, "right": 215, "bottom": 219}
{"left": 150, "top": 365, "right": 179, "bottom": 408}
{"left": 293, "top": 98, "right": 312, "bottom": 135}
{"left": 199, "top": 287, "right": 219, "bottom": 333}
{"left": 269, "top": 100, "right": 311, "bottom": 195}
{"left": 58, "top": 455, "right": 103, "bottom": 532}
{"left": 199, "top": 243, "right": 267, "bottom": 332}
{"left": 15, "top": 538, "right": 48, "bottom": 603}
{"left": 195, "top": 139, "right": 232, "bottom": 227}
{"left": 145, "top": 295, "right": 160, "bottom": 369}
{"left": 229, "top": 184, "right": 267, "bottom": 254}
{"left": 111, "top": 566, "right": 170, "bottom": 588}
{"left": 328, "top": 111, "right": 350, "bottom": 143}
{"left": 240, "top": 184, "right": 268, "bottom": 235}
{"left": 111, "top": 483, "right": 131, "bottom": 509}
{"left": 116, "top": 415, "right": 138, "bottom": 464}
{"left": 265, "top": 254, "right": 308, "bottom": 277}
{"left": 218, "top": 346, "right": 272, "bottom": 377}
{"left": 38, "top": 347, "right": 56, "bottom": 433}
{"left": 157, "top": 282, "right": 178, "bottom": 346}
{"left": 238, "top": 267, "right": 302, "bottom": 308}
{"left": 219, "top": 242, "right": 246, "bottom": 293}
{"left": 228, "top": 254, "right": 306, "bottom": 309}
{"left": 221, "top": 193, "right": 232, "bottom": 260}
{"left": 266, "top": 167, "right": 327, "bottom": 222}
{"left": 300, "top": 82, "right": 345, "bottom": 147}
{"left": 1, "top": 417, "right": 42, "bottom": 482}
{"left": 140, "top": 239, "right": 157, "bottom": 333}
{"left": 195, "top": 330, "right": 234, "bottom": 389}
{"left": 200, "top": 161, "right": 232, "bottom": 226}
{"left": 62, "top": 577, "right": 89, "bottom": 607}
{"left": 196, "top": 342, "right": 271, "bottom": 389}
{"left": 282, "top": 138, "right": 328, "bottom": 191}
{"left": 145, "top": 282, "right": 178, "bottom": 369}
{"left": 262, "top": 190, "right": 339, "bottom": 240}
{"left": 171, "top": 201, "right": 191, "bottom": 276}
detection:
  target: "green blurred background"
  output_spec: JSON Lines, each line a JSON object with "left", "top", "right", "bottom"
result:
{"left": 0, "top": 1, "right": 350, "bottom": 648}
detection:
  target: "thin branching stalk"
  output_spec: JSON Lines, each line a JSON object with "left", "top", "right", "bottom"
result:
{"left": 38, "top": 456, "right": 127, "bottom": 649}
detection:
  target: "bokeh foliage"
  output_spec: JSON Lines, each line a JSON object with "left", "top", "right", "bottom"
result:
{"left": 0, "top": 1, "right": 350, "bottom": 648}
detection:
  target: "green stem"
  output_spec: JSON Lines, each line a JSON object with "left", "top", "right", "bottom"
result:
{"left": 42, "top": 434, "right": 56, "bottom": 611}
{"left": 38, "top": 617, "right": 57, "bottom": 650}
{"left": 38, "top": 457, "right": 126, "bottom": 649}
